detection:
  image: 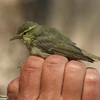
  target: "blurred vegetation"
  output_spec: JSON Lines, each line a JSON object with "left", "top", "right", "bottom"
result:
{"left": 0, "top": 0, "right": 100, "bottom": 95}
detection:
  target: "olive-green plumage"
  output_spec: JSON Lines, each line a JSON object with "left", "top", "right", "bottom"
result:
{"left": 10, "top": 21, "right": 100, "bottom": 63}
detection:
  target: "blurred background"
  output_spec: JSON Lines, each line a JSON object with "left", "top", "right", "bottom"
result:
{"left": 0, "top": 0, "right": 100, "bottom": 95}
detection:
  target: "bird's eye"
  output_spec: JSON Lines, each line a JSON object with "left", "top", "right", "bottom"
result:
{"left": 23, "top": 32, "right": 27, "bottom": 35}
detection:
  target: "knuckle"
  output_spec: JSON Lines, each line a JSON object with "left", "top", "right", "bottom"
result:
{"left": 67, "top": 60, "right": 86, "bottom": 72}
{"left": 23, "top": 56, "right": 44, "bottom": 69}
{"left": 85, "top": 69, "right": 100, "bottom": 85}
{"left": 46, "top": 55, "right": 68, "bottom": 65}
{"left": 7, "top": 80, "right": 16, "bottom": 93}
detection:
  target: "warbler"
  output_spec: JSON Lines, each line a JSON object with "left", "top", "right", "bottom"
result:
{"left": 10, "top": 21, "right": 100, "bottom": 63}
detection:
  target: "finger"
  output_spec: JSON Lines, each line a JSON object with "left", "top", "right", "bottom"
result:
{"left": 17, "top": 56, "right": 44, "bottom": 100}
{"left": 62, "top": 60, "right": 86, "bottom": 100}
{"left": 7, "top": 77, "right": 19, "bottom": 100}
{"left": 82, "top": 68, "right": 100, "bottom": 100}
{"left": 39, "top": 55, "right": 68, "bottom": 100}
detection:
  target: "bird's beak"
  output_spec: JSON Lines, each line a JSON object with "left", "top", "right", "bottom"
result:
{"left": 10, "top": 35, "right": 22, "bottom": 41}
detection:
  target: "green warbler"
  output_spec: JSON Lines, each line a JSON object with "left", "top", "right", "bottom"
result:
{"left": 10, "top": 21, "right": 100, "bottom": 63}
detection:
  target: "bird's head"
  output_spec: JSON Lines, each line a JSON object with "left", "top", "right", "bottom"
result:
{"left": 10, "top": 21, "right": 38, "bottom": 44}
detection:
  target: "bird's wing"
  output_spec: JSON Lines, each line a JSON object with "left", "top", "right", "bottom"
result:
{"left": 50, "top": 28, "right": 76, "bottom": 45}
{"left": 34, "top": 34, "right": 84, "bottom": 59}
{"left": 40, "top": 27, "right": 76, "bottom": 45}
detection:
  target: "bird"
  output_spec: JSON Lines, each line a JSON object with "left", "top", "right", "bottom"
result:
{"left": 10, "top": 21, "right": 100, "bottom": 63}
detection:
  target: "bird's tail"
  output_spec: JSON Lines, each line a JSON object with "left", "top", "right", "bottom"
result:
{"left": 82, "top": 49, "right": 100, "bottom": 62}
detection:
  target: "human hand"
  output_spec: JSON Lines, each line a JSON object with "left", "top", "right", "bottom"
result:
{"left": 7, "top": 55, "right": 100, "bottom": 100}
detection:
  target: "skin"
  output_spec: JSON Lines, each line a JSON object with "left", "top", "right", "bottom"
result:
{"left": 7, "top": 55, "right": 100, "bottom": 100}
